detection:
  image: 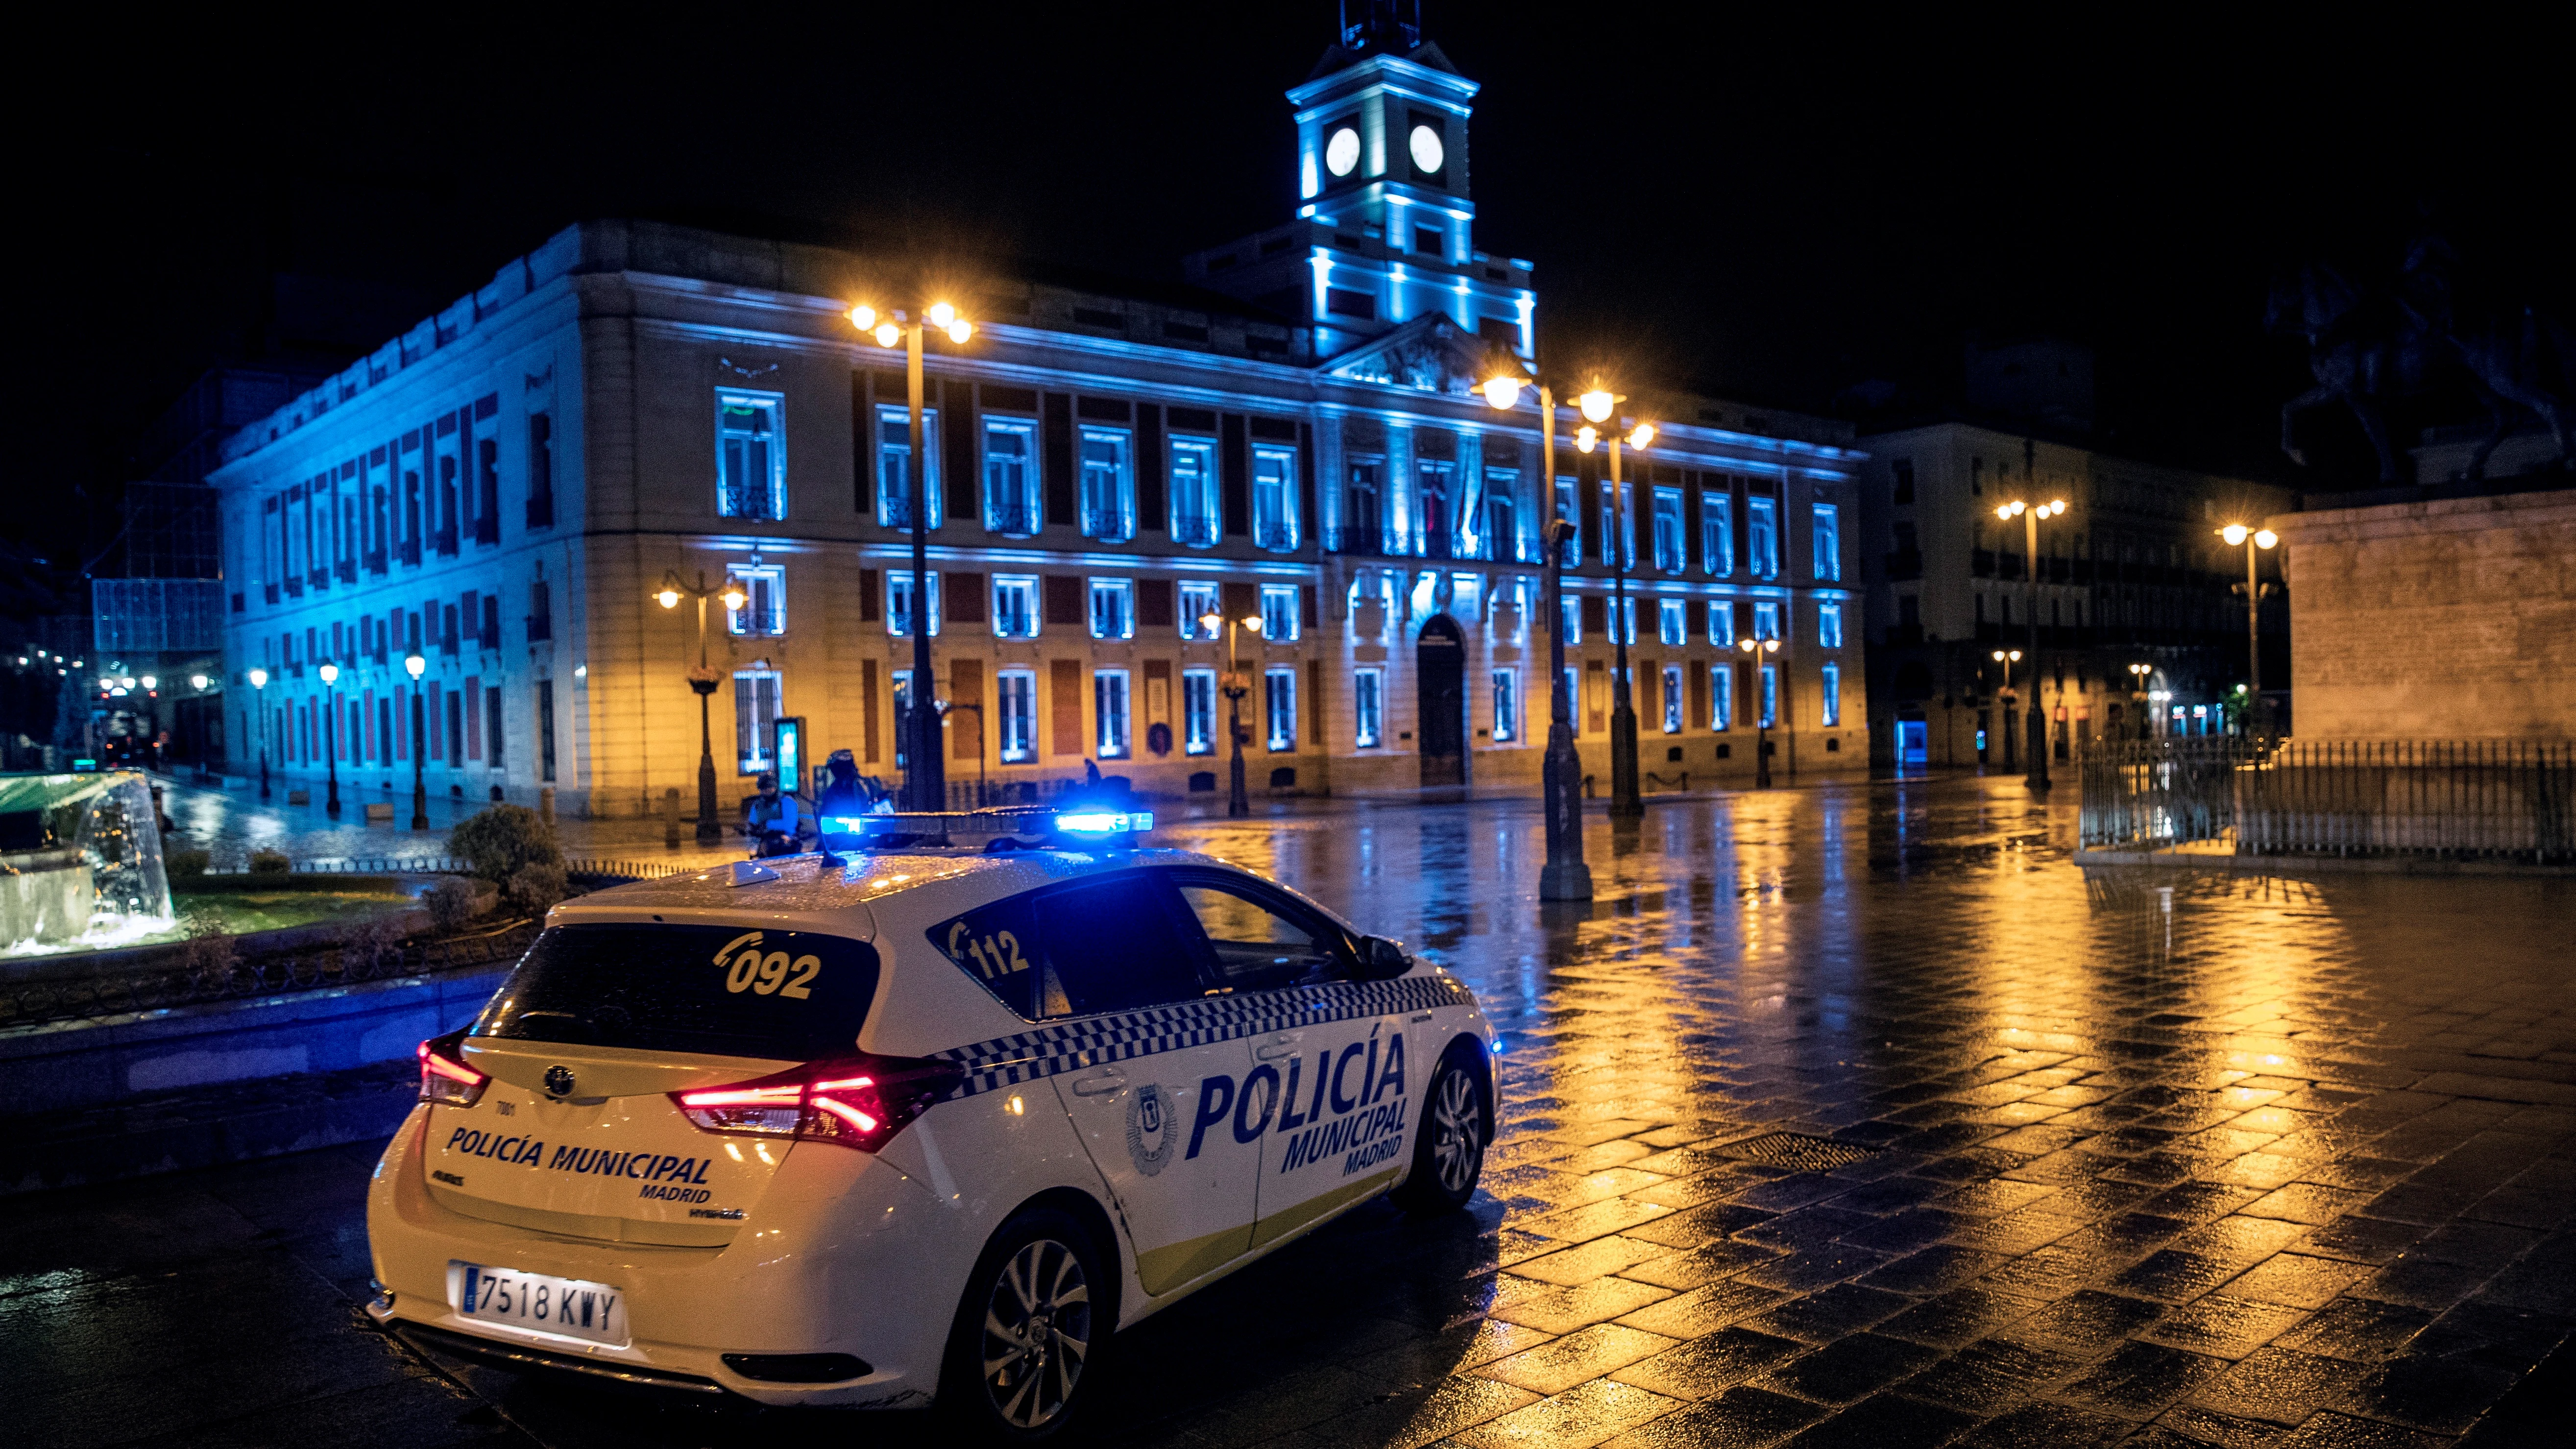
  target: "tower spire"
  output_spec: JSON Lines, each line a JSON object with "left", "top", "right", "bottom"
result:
{"left": 1338, "top": 0, "right": 1422, "bottom": 53}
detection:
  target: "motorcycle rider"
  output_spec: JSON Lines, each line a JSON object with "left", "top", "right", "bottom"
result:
{"left": 742, "top": 772, "right": 805, "bottom": 857}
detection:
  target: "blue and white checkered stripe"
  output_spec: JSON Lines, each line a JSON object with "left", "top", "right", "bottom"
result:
{"left": 933, "top": 974, "right": 1476, "bottom": 1100}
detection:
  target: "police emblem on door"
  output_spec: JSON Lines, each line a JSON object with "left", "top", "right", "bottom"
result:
{"left": 1125, "top": 1083, "right": 1176, "bottom": 1177}
{"left": 543, "top": 1065, "right": 577, "bottom": 1098}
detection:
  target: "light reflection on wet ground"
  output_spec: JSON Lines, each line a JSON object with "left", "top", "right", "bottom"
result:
{"left": 4, "top": 774, "right": 2569, "bottom": 1448}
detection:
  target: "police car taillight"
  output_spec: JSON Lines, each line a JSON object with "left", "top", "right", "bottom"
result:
{"left": 671, "top": 1053, "right": 965, "bottom": 1153}
{"left": 417, "top": 1029, "right": 489, "bottom": 1108}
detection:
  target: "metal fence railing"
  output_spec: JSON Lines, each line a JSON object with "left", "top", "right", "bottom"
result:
{"left": 2081, "top": 738, "right": 2576, "bottom": 864}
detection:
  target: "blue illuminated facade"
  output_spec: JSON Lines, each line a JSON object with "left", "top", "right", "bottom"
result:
{"left": 206, "top": 12, "right": 1865, "bottom": 816}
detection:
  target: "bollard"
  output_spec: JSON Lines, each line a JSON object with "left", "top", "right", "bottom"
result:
{"left": 663, "top": 787, "right": 681, "bottom": 849}
{"left": 540, "top": 786, "right": 557, "bottom": 827}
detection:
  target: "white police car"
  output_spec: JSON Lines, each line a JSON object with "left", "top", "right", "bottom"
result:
{"left": 365, "top": 807, "right": 1495, "bottom": 1440}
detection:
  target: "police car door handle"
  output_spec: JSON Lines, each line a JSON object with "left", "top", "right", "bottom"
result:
{"left": 1254, "top": 1033, "right": 1303, "bottom": 1061}
{"left": 1069, "top": 1068, "right": 1126, "bottom": 1096}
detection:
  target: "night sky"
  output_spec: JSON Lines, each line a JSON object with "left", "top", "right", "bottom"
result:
{"left": 12, "top": 3, "right": 2563, "bottom": 573}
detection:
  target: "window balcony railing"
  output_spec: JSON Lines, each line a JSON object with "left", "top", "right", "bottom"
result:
{"left": 1326, "top": 523, "right": 1384, "bottom": 555}
{"left": 400, "top": 538, "right": 421, "bottom": 568}
{"left": 527, "top": 614, "right": 552, "bottom": 643}
{"left": 282, "top": 576, "right": 304, "bottom": 598}
{"left": 1080, "top": 507, "right": 1131, "bottom": 542}
{"left": 435, "top": 523, "right": 459, "bottom": 557}
{"left": 1971, "top": 549, "right": 1995, "bottom": 578}
{"left": 1252, "top": 520, "right": 1296, "bottom": 551}
{"left": 264, "top": 583, "right": 281, "bottom": 605}
{"left": 730, "top": 608, "right": 786, "bottom": 637}
{"left": 988, "top": 502, "right": 1040, "bottom": 536}
{"left": 478, "top": 625, "right": 501, "bottom": 652}
{"left": 1998, "top": 552, "right": 2025, "bottom": 580}
{"left": 1171, "top": 515, "right": 1220, "bottom": 548}
{"left": 475, "top": 514, "right": 501, "bottom": 547}
{"left": 335, "top": 559, "right": 357, "bottom": 584}
{"left": 1884, "top": 549, "right": 1923, "bottom": 581}
{"left": 720, "top": 485, "right": 781, "bottom": 522}
{"left": 880, "top": 498, "right": 925, "bottom": 531}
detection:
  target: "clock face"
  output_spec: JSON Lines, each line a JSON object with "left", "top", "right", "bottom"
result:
{"left": 1324, "top": 125, "right": 1360, "bottom": 178}
{"left": 1409, "top": 124, "right": 1444, "bottom": 175}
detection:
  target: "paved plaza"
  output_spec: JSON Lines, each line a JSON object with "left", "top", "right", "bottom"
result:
{"left": 4, "top": 776, "right": 2570, "bottom": 1447}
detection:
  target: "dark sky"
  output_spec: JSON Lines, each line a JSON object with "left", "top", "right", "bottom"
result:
{"left": 11, "top": 2, "right": 2564, "bottom": 570}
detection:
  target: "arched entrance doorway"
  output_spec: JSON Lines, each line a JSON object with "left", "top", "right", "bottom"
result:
{"left": 1417, "top": 614, "right": 1466, "bottom": 787}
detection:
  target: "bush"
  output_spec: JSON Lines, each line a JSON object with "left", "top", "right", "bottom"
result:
{"left": 166, "top": 848, "right": 211, "bottom": 880}
{"left": 422, "top": 878, "right": 481, "bottom": 933}
{"left": 248, "top": 848, "right": 292, "bottom": 877}
{"left": 449, "top": 804, "right": 561, "bottom": 885}
{"left": 340, "top": 913, "right": 408, "bottom": 973}
{"left": 179, "top": 919, "right": 239, "bottom": 979}
{"left": 507, "top": 861, "right": 569, "bottom": 917}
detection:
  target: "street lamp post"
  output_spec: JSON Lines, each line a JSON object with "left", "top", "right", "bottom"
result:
{"left": 2127, "top": 662, "right": 2154, "bottom": 741}
{"left": 2217, "top": 524, "right": 2279, "bottom": 740}
{"left": 1994, "top": 486, "right": 2069, "bottom": 790}
{"left": 1203, "top": 610, "right": 1264, "bottom": 817}
{"left": 1480, "top": 373, "right": 1592, "bottom": 899}
{"left": 656, "top": 570, "right": 747, "bottom": 843}
{"left": 1992, "top": 649, "right": 2025, "bottom": 759}
{"left": 1739, "top": 637, "right": 1781, "bottom": 786}
{"left": 248, "top": 667, "right": 270, "bottom": 800}
{"left": 1570, "top": 392, "right": 1656, "bottom": 821}
{"left": 405, "top": 654, "right": 430, "bottom": 829}
{"left": 849, "top": 300, "right": 974, "bottom": 811}
{"left": 317, "top": 662, "right": 342, "bottom": 817}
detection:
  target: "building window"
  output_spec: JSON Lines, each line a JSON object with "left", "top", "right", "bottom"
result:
{"left": 1079, "top": 428, "right": 1134, "bottom": 541}
{"left": 1819, "top": 601, "right": 1844, "bottom": 649}
{"left": 1662, "top": 665, "right": 1683, "bottom": 734}
{"left": 1183, "top": 668, "right": 1216, "bottom": 754}
{"left": 527, "top": 413, "right": 555, "bottom": 528}
{"left": 1259, "top": 583, "right": 1300, "bottom": 642}
{"left": 1340, "top": 458, "right": 1384, "bottom": 554}
{"left": 892, "top": 669, "right": 912, "bottom": 769}
{"left": 1711, "top": 662, "right": 1733, "bottom": 731}
{"left": 1753, "top": 601, "right": 1781, "bottom": 641}
{"left": 887, "top": 570, "right": 941, "bottom": 637}
{"left": 1657, "top": 598, "right": 1686, "bottom": 646}
{"left": 1264, "top": 667, "right": 1297, "bottom": 750}
{"left": 1094, "top": 669, "right": 1131, "bottom": 758}
{"left": 993, "top": 575, "right": 1040, "bottom": 639}
{"left": 1702, "top": 490, "right": 1733, "bottom": 575}
{"left": 727, "top": 564, "right": 786, "bottom": 636}
{"left": 1760, "top": 664, "right": 1778, "bottom": 728}
{"left": 1559, "top": 593, "right": 1581, "bottom": 644}
{"left": 984, "top": 418, "right": 1039, "bottom": 534}
{"left": 1821, "top": 661, "right": 1842, "bottom": 726}
{"left": 997, "top": 669, "right": 1036, "bottom": 762}
{"left": 1812, "top": 502, "right": 1841, "bottom": 581}
{"left": 1178, "top": 579, "right": 1220, "bottom": 638}
{"left": 1483, "top": 470, "right": 1519, "bottom": 562}
{"left": 1089, "top": 578, "right": 1135, "bottom": 640}
{"left": 1554, "top": 477, "right": 1579, "bottom": 565}
{"left": 1619, "top": 596, "right": 1637, "bottom": 646}
{"left": 1491, "top": 669, "right": 1517, "bottom": 743}
{"left": 1355, "top": 667, "right": 1383, "bottom": 747}
{"left": 1748, "top": 495, "right": 1779, "bottom": 578}
{"left": 1169, "top": 436, "right": 1220, "bottom": 546}
{"left": 876, "top": 404, "right": 941, "bottom": 530}
{"left": 1252, "top": 446, "right": 1297, "bottom": 551}
{"left": 716, "top": 391, "right": 785, "bottom": 520}
{"left": 733, "top": 668, "right": 781, "bottom": 773}
{"left": 1652, "top": 488, "right": 1684, "bottom": 571}
{"left": 1564, "top": 666, "right": 1581, "bottom": 734}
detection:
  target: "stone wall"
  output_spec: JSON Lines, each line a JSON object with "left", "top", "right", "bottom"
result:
{"left": 2269, "top": 490, "right": 2576, "bottom": 739}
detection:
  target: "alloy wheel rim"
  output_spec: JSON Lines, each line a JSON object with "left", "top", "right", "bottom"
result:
{"left": 981, "top": 1237, "right": 1092, "bottom": 1429}
{"left": 1430, "top": 1066, "right": 1483, "bottom": 1192}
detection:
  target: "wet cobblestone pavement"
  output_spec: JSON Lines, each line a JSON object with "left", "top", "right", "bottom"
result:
{"left": 4, "top": 775, "right": 2571, "bottom": 1447}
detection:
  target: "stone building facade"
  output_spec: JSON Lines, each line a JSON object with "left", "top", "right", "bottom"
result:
{"left": 203, "top": 18, "right": 1865, "bottom": 818}
{"left": 1855, "top": 420, "right": 2292, "bottom": 768}
{"left": 2268, "top": 488, "right": 2576, "bottom": 740}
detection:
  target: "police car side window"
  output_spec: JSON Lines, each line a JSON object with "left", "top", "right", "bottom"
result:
{"left": 931, "top": 874, "right": 1202, "bottom": 1020}
{"left": 1171, "top": 873, "right": 1349, "bottom": 993}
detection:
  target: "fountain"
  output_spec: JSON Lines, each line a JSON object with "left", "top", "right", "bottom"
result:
{"left": 0, "top": 772, "right": 175, "bottom": 954}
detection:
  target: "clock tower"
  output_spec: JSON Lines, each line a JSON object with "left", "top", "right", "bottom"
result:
{"left": 1184, "top": 1, "right": 1534, "bottom": 364}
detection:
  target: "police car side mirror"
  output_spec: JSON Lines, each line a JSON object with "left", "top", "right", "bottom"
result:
{"left": 1356, "top": 936, "right": 1410, "bottom": 980}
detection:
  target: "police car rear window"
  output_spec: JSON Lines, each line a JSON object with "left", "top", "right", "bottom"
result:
{"left": 473, "top": 924, "right": 880, "bottom": 1061}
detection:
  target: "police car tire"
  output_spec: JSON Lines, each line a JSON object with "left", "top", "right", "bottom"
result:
{"left": 1392, "top": 1045, "right": 1488, "bottom": 1215}
{"left": 938, "top": 1207, "right": 1111, "bottom": 1443}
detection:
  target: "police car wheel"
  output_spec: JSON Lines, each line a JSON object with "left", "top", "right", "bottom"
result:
{"left": 1393, "top": 1046, "right": 1487, "bottom": 1215}
{"left": 941, "top": 1208, "right": 1107, "bottom": 1441}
